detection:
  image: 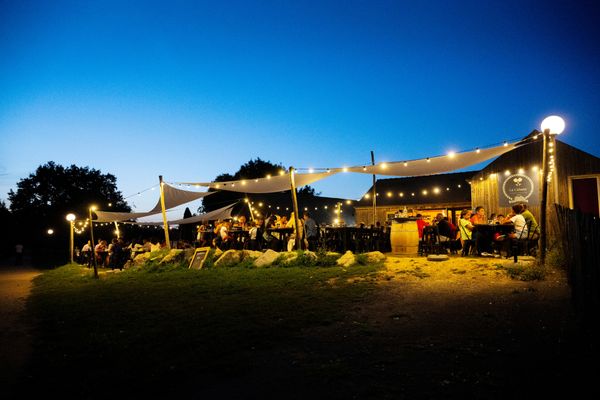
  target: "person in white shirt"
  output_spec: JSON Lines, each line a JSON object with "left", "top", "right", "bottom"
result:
{"left": 504, "top": 204, "right": 528, "bottom": 239}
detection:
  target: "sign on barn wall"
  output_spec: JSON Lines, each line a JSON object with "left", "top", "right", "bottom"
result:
{"left": 498, "top": 170, "right": 539, "bottom": 207}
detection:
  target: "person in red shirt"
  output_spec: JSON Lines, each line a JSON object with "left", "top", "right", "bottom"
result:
{"left": 470, "top": 206, "right": 486, "bottom": 225}
{"left": 416, "top": 213, "right": 430, "bottom": 239}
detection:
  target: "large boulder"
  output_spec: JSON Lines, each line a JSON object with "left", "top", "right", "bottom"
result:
{"left": 242, "top": 250, "right": 263, "bottom": 260}
{"left": 159, "top": 249, "right": 185, "bottom": 264}
{"left": 214, "top": 250, "right": 243, "bottom": 267}
{"left": 133, "top": 252, "right": 153, "bottom": 266}
{"left": 254, "top": 249, "right": 280, "bottom": 268}
{"left": 279, "top": 251, "right": 298, "bottom": 266}
{"left": 366, "top": 251, "right": 386, "bottom": 263}
{"left": 337, "top": 251, "right": 356, "bottom": 268}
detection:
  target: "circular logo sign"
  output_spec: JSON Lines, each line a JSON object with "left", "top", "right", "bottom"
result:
{"left": 502, "top": 173, "right": 535, "bottom": 204}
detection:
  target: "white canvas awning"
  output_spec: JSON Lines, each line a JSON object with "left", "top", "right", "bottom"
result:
{"left": 169, "top": 202, "right": 237, "bottom": 224}
{"left": 94, "top": 210, "right": 160, "bottom": 223}
{"left": 341, "top": 142, "right": 521, "bottom": 177}
{"left": 94, "top": 183, "right": 212, "bottom": 222}
{"left": 178, "top": 170, "right": 336, "bottom": 193}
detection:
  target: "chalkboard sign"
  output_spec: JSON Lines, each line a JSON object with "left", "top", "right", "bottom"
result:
{"left": 189, "top": 247, "right": 210, "bottom": 270}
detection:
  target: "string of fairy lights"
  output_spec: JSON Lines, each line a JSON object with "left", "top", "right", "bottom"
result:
{"left": 65, "top": 135, "right": 537, "bottom": 233}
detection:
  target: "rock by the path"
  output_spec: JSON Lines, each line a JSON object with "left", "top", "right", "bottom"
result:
{"left": 159, "top": 249, "right": 184, "bottom": 264}
{"left": 366, "top": 251, "right": 386, "bottom": 263}
{"left": 427, "top": 254, "right": 449, "bottom": 262}
{"left": 254, "top": 249, "right": 280, "bottom": 268}
{"left": 337, "top": 251, "right": 356, "bottom": 268}
{"left": 242, "top": 250, "right": 263, "bottom": 260}
{"left": 133, "top": 252, "right": 153, "bottom": 266}
{"left": 214, "top": 250, "right": 242, "bottom": 267}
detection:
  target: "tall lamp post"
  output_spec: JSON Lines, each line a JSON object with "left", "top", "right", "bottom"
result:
{"left": 539, "top": 115, "right": 565, "bottom": 265}
{"left": 66, "top": 213, "right": 76, "bottom": 263}
{"left": 89, "top": 205, "right": 98, "bottom": 278}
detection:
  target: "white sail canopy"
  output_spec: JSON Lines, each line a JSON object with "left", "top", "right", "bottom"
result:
{"left": 341, "top": 142, "right": 520, "bottom": 177}
{"left": 169, "top": 202, "right": 237, "bottom": 225}
{"left": 94, "top": 183, "right": 212, "bottom": 222}
{"left": 94, "top": 210, "right": 160, "bottom": 223}
{"left": 179, "top": 171, "right": 337, "bottom": 193}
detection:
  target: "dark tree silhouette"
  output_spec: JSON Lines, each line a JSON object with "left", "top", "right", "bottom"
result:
{"left": 179, "top": 207, "right": 194, "bottom": 241}
{"left": 199, "top": 158, "right": 320, "bottom": 218}
{"left": 8, "top": 162, "right": 129, "bottom": 264}
{"left": 0, "top": 200, "right": 14, "bottom": 259}
{"left": 200, "top": 158, "right": 286, "bottom": 213}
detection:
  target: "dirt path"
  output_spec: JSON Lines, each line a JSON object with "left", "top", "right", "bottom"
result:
{"left": 0, "top": 266, "right": 41, "bottom": 389}
{"left": 287, "top": 256, "right": 596, "bottom": 398}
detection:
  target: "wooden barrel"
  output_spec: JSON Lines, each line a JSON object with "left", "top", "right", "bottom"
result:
{"left": 390, "top": 220, "right": 419, "bottom": 254}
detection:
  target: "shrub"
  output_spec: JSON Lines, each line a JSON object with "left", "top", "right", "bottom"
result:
{"left": 315, "top": 248, "right": 339, "bottom": 267}
{"left": 496, "top": 262, "right": 546, "bottom": 281}
{"left": 355, "top": 254, "right": 368, "bottom": 266}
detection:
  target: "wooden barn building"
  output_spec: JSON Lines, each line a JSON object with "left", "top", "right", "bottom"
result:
{"left": 354, "top": 171, "right": 475, "bottom": 225}
{"left": 354, "top": 132, "right": 600, "bottom": 236}
{"left": 469, "top": 131, "right": 600, "bottom": 238}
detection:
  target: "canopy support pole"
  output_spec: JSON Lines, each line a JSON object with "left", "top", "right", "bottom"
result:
{"left": 159, "top": 175, "right": 171, "bottom": 249}
{"left": 371, "top": 150, "right": 377, "bottom": 225}
{"left": 289, "top": 167, "right": 302, "bottom": 250}
{"left": 246, "top": 195, "right": 255, "bottom": 222}
{"left": 540, "top": 130, "right": 549, "bottom": 265}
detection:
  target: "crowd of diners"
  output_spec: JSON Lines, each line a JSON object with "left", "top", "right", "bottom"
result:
{"left": 415, "top": 203, "right": 540, "bottom": 257}
{"left": 73, "top": 203, "right": 539, "bottom": 268}
{"left": 196, "top": 211, "right": 321, "bottom": 252}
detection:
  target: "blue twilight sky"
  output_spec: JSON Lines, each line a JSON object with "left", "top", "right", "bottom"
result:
{"left": 1, "top": 0, "right": 599, "bottom": 218}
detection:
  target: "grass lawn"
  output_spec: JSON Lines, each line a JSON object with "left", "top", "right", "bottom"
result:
{"left": 22, "top": 262, "right": 381, "bottom": 398}
{"left": 17, "top": 255, "right": 598, "bottom": 399}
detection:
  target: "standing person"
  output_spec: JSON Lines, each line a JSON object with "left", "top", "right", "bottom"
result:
{"left": 15, "top": 243, "right": 23, "bottom": 266}
{"left": 286, "top": 212, "right": 304, "bottom": 251}
{"left": 82, "top": 240, "right": 92, "bottom": 268}
{"left": 303, "top": 211, "right": 318, "bottom": 251}
{"left": 458, "top": 209, "right": 475, "bottom": 256}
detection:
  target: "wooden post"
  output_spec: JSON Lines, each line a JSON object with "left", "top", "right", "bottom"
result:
{"left": 371, "top": 150, "right": 377, "bottom": 225}
{"left": 69, "top": 220, "right": 74, "bottom": 264}
{"left": 159, "top": 175, "right": 171, "bottom": 249}
{"left": 89, "top": 208, "right": 98, "bottom": 279}
{"left": 289, "top": 167, "right": 302, "bottom": 250}
{"left": 551, "top": 135, "right": 559, "bottom": 207}
{"left": 540, "top": 130, "right": 549, "bottom": 265}
{"left": 246, "top": 196, "right": 255, "bottom": 222}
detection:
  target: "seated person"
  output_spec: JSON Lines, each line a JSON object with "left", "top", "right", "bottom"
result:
{"left": 470, "top": 206, "right": 493, "bottom": 255}
{"left": 415, "top": 214, "right": 430, "bottom": 239}
{"left": 504, "top": 204, "right": 528, "bottom": 239}
{"left": 434, "top": 213, "right": 456, "bottom": 241}
{"left": 470, "top": 206, "right": 487, "bottom": 225}
{"left": 248, "top": 220, "right": 262, "bottom": 250}
{"left": 496, "top": 214, "right": 505, "bottom": 224}
{"left": 519, "top": 204, "right": 539, "bottom": 239}
{"left": 219, "top": 220, "right": 234, "bottom": 250}
{"left": 263, "top": 215, "right": 280, "bottom": 250}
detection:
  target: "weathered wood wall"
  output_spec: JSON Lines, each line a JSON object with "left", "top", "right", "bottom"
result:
{"left": 470, "top": 138, "right": 600, "bottom": 241}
